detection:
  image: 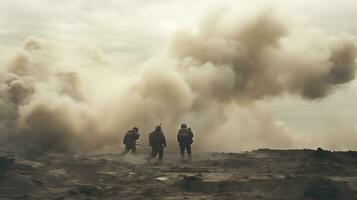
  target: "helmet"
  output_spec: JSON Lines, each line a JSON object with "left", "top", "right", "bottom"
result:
{"left": 181, "top": 123, "right": 187, "bottom": 128}
{"left": 133, "top": 127, "right": 138, "bottom": 131}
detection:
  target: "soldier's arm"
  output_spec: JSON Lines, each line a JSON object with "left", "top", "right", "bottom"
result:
{"left": 190, "top": 131, "right": 194, "bottom": 138}
{"left": 148, "top": 134, "right": 152, "bottom": 146}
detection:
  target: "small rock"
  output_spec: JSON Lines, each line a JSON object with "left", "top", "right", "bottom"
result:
{"left": 156, "top": 177, "right": 169, "bottom": 181}
{"left": 32, "top": 178, "right": 44, "bottom": 185}
{"left": 314, "top": 147, "right": 331, "bottom": 159}
{"left": 48, "top": 168, "right": 70, "bottom": 178}
{"left": 176, "top": 175, "right": 215, "bottom": 192}
{"left": 69, "top": 184, "right": 102, "bottom": 195}
{"left": 17, "top": 160, "right": 43, "bottom": 169}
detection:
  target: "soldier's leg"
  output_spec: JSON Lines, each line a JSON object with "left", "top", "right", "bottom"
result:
{"left": 186, "top": 145, "right": 192, "bottom": 160}
{"left": 179, "top": 145, "right": 185, "bottom": 158}
{"left": 151, "top": 147, "right": 158, "bottom": 158}
{"left": 122, "top": 145, "right": 130, "bottom": 155}
{"left": 158, "top": 147, "right": 164, "bottom": 162}
{"left": 147, "top": 147, "right": 154, "bottom": 162}
{"left": 131, "top": 145, "right": 136, "bottom": 154}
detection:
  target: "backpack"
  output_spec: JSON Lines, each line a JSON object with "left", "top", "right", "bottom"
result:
{"left": 149, "top": 131, "right": 165, "bottom": 146}
{"left": 124, "top": 130, "right": 139, "bottom": 145}
{"left": 178, "top": 128, "right": 192, "bottom": 144}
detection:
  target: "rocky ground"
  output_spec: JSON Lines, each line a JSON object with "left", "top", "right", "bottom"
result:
{"left": 1, "top": 148, "right": 357, "bottom": 199}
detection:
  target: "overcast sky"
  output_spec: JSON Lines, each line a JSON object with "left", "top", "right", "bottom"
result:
{"left": 1, "top": 0, "right": 357, "bottom": 136}
{"left": 1, "top": 0, "right": 357, "bottom": 58}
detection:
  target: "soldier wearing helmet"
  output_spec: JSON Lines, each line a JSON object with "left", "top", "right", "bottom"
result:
{"left": 148, "top": 125, "right": 166, "bottom": 162}
{"left": 177, "top": 123, "right": 194, "bottom": 160}
{"left": 123, "top": 127, "right": 140, "bottom": 155}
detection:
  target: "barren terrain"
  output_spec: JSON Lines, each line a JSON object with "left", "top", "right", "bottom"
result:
{"left": 1, "top": 149, "right": 357, "bottom": 199}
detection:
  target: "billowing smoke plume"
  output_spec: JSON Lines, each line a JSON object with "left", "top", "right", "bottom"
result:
{"left": 0, "top": 10, "right": 356, "bottom": 153}
{"left": 172, "top": 11, "right": 357, "bottom": 101}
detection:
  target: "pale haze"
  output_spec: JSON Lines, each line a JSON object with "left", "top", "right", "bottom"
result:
{"left": 1, "top": 0, "right": 357, "bottom": 153}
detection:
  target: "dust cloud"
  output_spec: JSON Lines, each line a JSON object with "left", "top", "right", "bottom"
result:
{"left": 0, "top": 10, "right": 356, "bottom": 153}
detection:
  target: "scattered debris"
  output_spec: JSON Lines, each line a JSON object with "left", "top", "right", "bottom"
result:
{"left": 48, "top": 169, "right": 70, "bottom": 178}
{"left": 156, "top": 177, "right": 169, "bottom": 181}
{"left": 16, "top": 160, "right": 43, "bottom": 169}
{"left": 1, "top": 151, "right": 357, "bottom": 199}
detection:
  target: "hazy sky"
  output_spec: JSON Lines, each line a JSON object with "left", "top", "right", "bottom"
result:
{"left": 1, "top": 0, "right": 357, "bottom": 151}
{"left": 2, "top": 0, "right": 357, "bottom": 61}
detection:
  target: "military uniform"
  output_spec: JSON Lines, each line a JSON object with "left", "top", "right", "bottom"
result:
{"left": 177, "top": 125, "right": 193, "bottom": 159}
{"left": 123, "top": 128, "right": 140, "bottom": 154}
{"left": 149, "top": 126, "right": 166, "bottom": 162}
